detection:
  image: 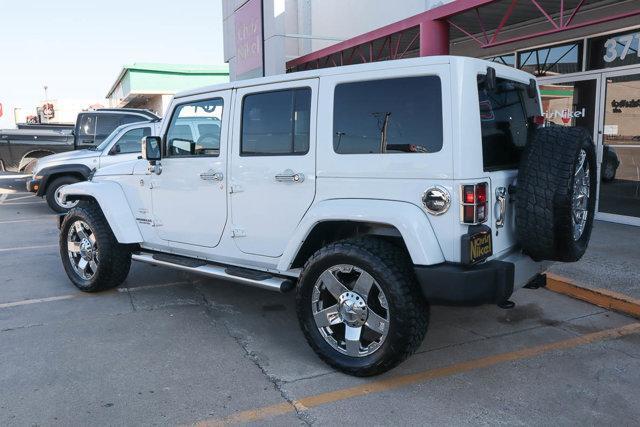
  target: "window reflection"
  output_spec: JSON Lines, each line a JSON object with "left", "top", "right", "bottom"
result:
{"left": 486, "top": 54, "right": 515, "bottom": 67}
{"left": 518, "top": 42, "right": 583, "bottom": 76}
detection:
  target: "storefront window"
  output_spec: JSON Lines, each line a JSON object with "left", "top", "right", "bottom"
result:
{"left": 599, "top": 74, "right": 640, "bottom": 219}
{"left": 587, "top": 30, "right": 640, "bottom": 70}
{"left": 539, "top": 80, "right": 597, "bottom": 134}
{"left": 518, "top": 42, "right": 583, "bottom": 76}
{"left": 485, "top": 54, "right": 515, "bottom": 67}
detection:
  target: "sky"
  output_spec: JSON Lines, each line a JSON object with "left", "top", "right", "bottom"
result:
{"left": 0, "top": 0, "right": 225, "bottom": 128}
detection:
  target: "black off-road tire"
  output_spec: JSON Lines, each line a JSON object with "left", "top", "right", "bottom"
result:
{"left": 516, "top": 126, "right": 597, "bottom": 262}
{"left": 60, "top": 202, "right": 131, "bottom": 292}
{"left": 46, "top": 176, "right": 81, "bottom": 213}
{"left": 296, "top": 237, "right": 429, "bottom": 376}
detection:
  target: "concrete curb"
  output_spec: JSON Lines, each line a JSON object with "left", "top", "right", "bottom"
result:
{"left": 546, "top": 272, "right": 640, "bottom": 319}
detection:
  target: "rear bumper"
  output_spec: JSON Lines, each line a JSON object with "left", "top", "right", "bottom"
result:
{"left": 415, "top": 251, "right": 549, "bottom": 305}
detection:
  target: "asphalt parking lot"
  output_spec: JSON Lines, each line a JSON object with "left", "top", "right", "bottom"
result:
{"left": 2, "top": 180, "right": 640, "bottom": 425}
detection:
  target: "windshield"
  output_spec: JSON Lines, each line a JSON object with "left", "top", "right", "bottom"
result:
{"left": 478, "top": 75, "right": 540, "bottom": 171}
{"left": 94, "top": 126, "right": 126, "bottom": 152}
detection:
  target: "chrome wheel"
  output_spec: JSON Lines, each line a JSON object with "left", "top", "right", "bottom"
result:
{"left": 55, "top": 185, "right": 79, "bottom": 209}
{"left": 67, "top": 220, "right": 99, "bottom": 280}
{"left": 311, "top": 264, "right": 390, "bottom": 357}
{"left": 572, "top": 149, "right": 590, "bottom": 241}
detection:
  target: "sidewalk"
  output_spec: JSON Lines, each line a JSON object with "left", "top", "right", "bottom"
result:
{"left": 546, "top": 220, "right": 640, "bottom": 317}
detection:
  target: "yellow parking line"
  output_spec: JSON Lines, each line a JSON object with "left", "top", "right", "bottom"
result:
{"left": 0, "top": 244, "right": 57, "bottom": 253}
{"left": 193, "top": 322, "right": 640, "bottom": 426}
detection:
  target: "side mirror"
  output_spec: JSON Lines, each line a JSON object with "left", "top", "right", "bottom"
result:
{"left": 110, "top": 144, "right": 121, "bottom": 155}
{"left": 485, "top": 67, "right": 497, "bottom": 91}
{"left": 142, "top": 136, "right": 161, "bottom": 162}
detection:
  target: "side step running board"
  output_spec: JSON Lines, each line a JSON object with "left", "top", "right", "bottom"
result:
{"left": 131, "top": 252, "right": 295, "bottom": 293}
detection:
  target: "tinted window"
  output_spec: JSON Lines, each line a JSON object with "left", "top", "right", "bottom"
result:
{"left": 518, "top": 42, "right": 583, "bottom": 76}
{"left": 120, "top": 115, "right": 148, "bottom": 126}
{"left": 241, "top": 88, "right": 311, "bottom": 156}
{"left": 166, "top": 99, "right": 224, "bottom": 157}
{"left": 486, "top": 54, "right": 515, "bottom": 67}
{"left": 478, "top": 76, "right": 539, "bottom": 171}
{"left": 78, "top": 114, "right": 97, "bottom": 144}
{"left": 333, "top": 76, "right": 442, "bottom": 154}
{"left": 114, "top": 127, "right": 150, "bottom": 154}
{"left": 95, "top": 114, "right": 122, "bottom": 145}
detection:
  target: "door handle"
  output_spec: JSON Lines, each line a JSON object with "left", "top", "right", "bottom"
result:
{"left": 200, "top": 170, "right": 223, "bottom": 181}
{"left": 495, "top": 187, "right": 507, "bottom": 230}
{"left": 275, "top": 169, "right": 304, "bottom": 183}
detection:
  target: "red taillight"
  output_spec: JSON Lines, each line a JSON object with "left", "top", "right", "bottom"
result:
{"left": 475, "top": 183, "right": 487, "bottom": 204}
{"left": 463, "top": 185, "right": 475, "bottom": 204}
{"left": 461, "top": 182, "right": 489, "bottom": 224}
{"left": 533, "top": 115, "right": 545, "bottom": 126}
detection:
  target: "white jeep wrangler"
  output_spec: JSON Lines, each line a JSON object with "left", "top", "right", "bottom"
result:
{"left": 58, "top": 56, "right": 596, "bottom": 376}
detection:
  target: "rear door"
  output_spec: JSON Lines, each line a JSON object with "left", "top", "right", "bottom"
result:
{"left": 477, "top": 74, "right": 541, "bottom": 255}
{"left": 230, "top": 79, "right": 317, "bottom": 257}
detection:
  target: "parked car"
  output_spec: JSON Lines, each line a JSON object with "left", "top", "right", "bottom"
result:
{"left": 27, "top": 121, "right": 161, "bottom": 212}
{"left": 0, "top": 108, "right": 159, "bottom": 173}
{"left": 58, "top": 56, "right": 596, "bottom": 376}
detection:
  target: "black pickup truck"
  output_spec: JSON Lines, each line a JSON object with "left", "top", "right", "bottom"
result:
{"left": 0, "top": 108, "right": 159, "bottom": 172}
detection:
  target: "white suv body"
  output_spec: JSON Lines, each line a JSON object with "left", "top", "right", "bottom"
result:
{"left": 58, "top": 56, "right": 596, "bottom": 376}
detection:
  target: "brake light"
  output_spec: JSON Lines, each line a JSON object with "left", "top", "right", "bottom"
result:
{"left": 532, "top": 115, "right": 545, "bottom": 126}
{"left": 463, "top": 185, "right": 475, "bottom": 204}
{"left": 460, "top": 183, "right": 489, "bottom": 224}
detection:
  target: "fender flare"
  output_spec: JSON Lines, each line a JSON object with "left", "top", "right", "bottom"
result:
{"left": 277, "top": 199, "right": 445, "bottom": 271}
{"left": 59, "top": 181, "right": 143, "bottom": 244}
{"left": 36, "top": 163, "right": 93, "bottom": 196}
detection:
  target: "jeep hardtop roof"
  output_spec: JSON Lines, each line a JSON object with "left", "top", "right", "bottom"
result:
{"left": 175, "top": 56, "right": 532, "bottom": 99}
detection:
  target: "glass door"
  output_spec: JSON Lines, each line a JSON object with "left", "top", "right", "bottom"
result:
{"left": 597, "top": 71, "right": 640, "bottom": 225}
{"left": 537, "top": 75, "right": 600, "bottom": 142}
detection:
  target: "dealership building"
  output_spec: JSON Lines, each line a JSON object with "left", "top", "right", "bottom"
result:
{"left": 223, "top": 0, "right": 640, "bottom": 226}
{"left": 106, "top": 63, "right": 229, "bottom": 116}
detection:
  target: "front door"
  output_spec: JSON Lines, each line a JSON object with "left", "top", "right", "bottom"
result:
{"left": 150, "top": 93, "right": 229, "bottom": 247}
{"left": 230, "top": 79, "right": 318, "bottom": 257}
{"left": 597, "top": 71, "right": 640, "bottom": 225}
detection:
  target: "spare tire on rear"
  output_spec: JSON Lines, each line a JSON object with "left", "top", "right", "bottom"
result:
{"left": 515, "top": 126, "right": 596, "bottom": 262}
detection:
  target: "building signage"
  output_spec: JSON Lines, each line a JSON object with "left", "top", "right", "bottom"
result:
{"left": 544, "top": 108, "right": 586, "bottom": 124}
{"left": 603, "top": 33, "right": 640, "bottom": 63}
{"left": 611, "top": 99, "right": 640, "bottom": 113}
{"left": 588, "top": 30, "right": 640, "bottom": 70}
{"left": 235, "top": 0, "right": 264, "bottom": 78}
{"left": 41, "top": 102, "right": 55, "bottom": 120}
